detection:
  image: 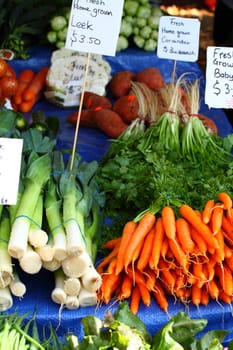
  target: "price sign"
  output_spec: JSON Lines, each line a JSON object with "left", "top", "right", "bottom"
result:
{"left": 0, "top": 138, "right": 23, "bottom": 205}
{"left": 65, "top": 0, "right": 124, "bottom": 56}
{"left": 205, "top": 46, "right": 233, "bottom": 109}
{"left": 157, "top": 16, "right": 200, "bottom": 62}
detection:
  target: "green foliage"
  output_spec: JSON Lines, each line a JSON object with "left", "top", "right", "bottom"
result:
{"left": 0, "top": 0, "right": 71, "bottom": 58}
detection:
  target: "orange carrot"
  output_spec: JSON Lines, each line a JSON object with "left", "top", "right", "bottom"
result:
{"left": 101, "top": 273, "right": 121, "bottom": 304}
{"left": 115, "top": 221, "right": 137, "bottom": 275}
{"left": 191, "top": 261, "right": 207, "bottom": 288}
{"left": 144, "top": 267, "right": 157, "bottom": 291}
{"left": 96, "top": 241, "right": 120, "bottom": 273}
{"left": 210, "top": 204, "right": 224, "bottom": 235}
{"left": 200, "top": 286, "right": 210, "bottom": 306}
{"left": 217, "top": 192, "right": 232, "bottom": 212}
{"left": 191, "top": 284, "right": 201, "bottom": 306}
{"left": 221, "top": 215, "right": 233, "bottom": 241}
{"left": 202, "top": 199, "right": 215, "bottom": 224}
{"left": 225, "top": 254, "right": 233, "bottom": 272}
{"left": 160, "top": 236, "right": 169, "bottom": 260}
{"left": 123, "top": 212, "right": 156, "bottom": 270}
{"left": 224, "top": 244, "right": 233, "bottom": 259}
{"left": 218, "top": 290, "right": 232, "bottom": 304}
{"left": 168, "top": 238, "right": 189, "bottom": 274}
{"left": 215, "top": 264, "right": 233, "bottom": 296}
{"left": 137, "top": 227, "right": 155, "bottom": 271}
{"left": 18, "top": 94, "right": 42, "bottom": 113}
{"left": 118, "top": 273, "right": 133, "bottom": 300}
{"left": 161, "top": 206, "right": 176, "bottom": 240}
{"left": 130, "top": 285, "right": 141, "bottom": 314}
{"left": 226, "top": 207, "right": 233, "bottom": 225}
{"left": 214, "top": 229, "right": 225, "bottom": 263}
{"left": 207, "top": 278, "right": 219, "bottom": 300}
{"left": 102, "top": 237, "right": 121, "bottom": 250}
{"left": 22, "top": 67, "right": 49, "bottom": 102}
{"left": 127, "top": 266, "right": 147, "bottom": 287}
{"left": 149, "top": 217, "right": 165, "bottom": 270}
{"left": 190, "top": 226, "right": 207, "bottom": 257}
{"left": 175, "top": 217, "right": 195, "bottom": 254}
{"left": 158, "top": 259, "right": 176, "bottom": 293}
{"left": 179, "top": 204, "right": 219, "bottom": 250}
{"left": 137, "top": 282, "right": 151, "bottom": 306}
{"left": 13, "top": 69, "right": 35, "bottom": 105}
{"left": 153, "top": 281, "right": 169, "bottom": 313}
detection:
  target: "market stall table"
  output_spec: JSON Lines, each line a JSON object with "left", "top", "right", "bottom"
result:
{"left": 6, "top": 45, "right": 233, "bottom": 345}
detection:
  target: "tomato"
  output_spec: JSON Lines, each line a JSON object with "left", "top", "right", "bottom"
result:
{"left": 0, "top": 76, "right": 18, "bottom": 98}
{"left": 0, "top": 58, "right": 7, "bottom": 78}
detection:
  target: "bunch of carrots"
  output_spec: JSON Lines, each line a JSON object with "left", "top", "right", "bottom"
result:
{"left": 11, "top": 66, "right": 49, "bottom": 113}
{"left": 96, "top": 192, "right": 233, "bottom": 315}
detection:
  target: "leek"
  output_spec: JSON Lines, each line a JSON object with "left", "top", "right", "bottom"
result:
{"left": 8, "top": 152, "right": 51, "bottom": 259}
{"left": 28, "top": 193, "right": 48, "bottom": 249}
{"left": 0, "top": 208, "right": 13, "bottom": 288}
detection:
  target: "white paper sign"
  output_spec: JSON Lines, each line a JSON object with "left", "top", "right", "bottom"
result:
{"left": 0, "top": 138, "right": 23, "bottom": 205}
{"left": 157, "top": 16, "right": 200, "bottom": 62}
{"left": 65, "top": 0, "right": 124, "bottom": 56}
{"left": 205, "top": 46, "right": 233, "bottom": 109}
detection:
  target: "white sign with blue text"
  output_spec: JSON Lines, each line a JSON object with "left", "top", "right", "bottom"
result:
{"left": 65, "top": 0, "right": 124, "bottom": 56}
{"left": 157, "top": 16, "right": 200, "bottom": 62}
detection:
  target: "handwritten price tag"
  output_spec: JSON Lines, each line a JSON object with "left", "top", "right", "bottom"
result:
{"left": 0, "top": 138, "right": 23, "bottom": 205}
{"left": 205, "top": 46, "right": 233, "bottom": 109}
{"left": 65, "top": 0, "right": 124, "bottom": 56}
{"left": 157, "top": 16, "right": 200, "bottom": 62}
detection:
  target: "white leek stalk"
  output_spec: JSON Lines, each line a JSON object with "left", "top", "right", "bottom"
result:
{"left": 8, "top": 153, "right": 51, "bottom": 259}
{"left": 43, "top": 258, "right": 61, "bottom": 272}
{"left": 28, "top": 193, "right": 48, "bottom": 248}
{"left": 64, "top": 277, "right": 81, "bottom": 296}
{"left": 9, "top": 270, "right": 26, "bottom": 298}
{"left": 0, "top": 287, "right": 13, "bottom": 311}
{"left": 44, "top": 180, "right": 67, "bottom": 261}
{"left": 62, "top": 251, "right": 91, "bottom": 278}
{"left": 81, "top": 263, "right": 102, "bottom": 292}
{"left": 51, "top": 268, "right": 67, "bottom": 305}
{"left": 65, "top": 295, "right": 79, "bottom": 309}
{"left": 19, "top": 244, "right": 42, "bottom": 274}
{"left": 0, "top": 209, "right": 13, "bottom": 288}
{"left": 78, "top": 287, "right": 97, "bottom": 307}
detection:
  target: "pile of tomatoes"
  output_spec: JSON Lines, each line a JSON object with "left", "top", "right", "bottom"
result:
{"left": 0, "top": 58, "right": 18, "bottom": 106}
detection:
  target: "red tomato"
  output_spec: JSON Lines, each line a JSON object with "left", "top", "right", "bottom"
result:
{"left": 0, "top": 59, "right": 7, "bottom": 78}
{"left": 0, "top": 76, "right": 18, "bottom": 98}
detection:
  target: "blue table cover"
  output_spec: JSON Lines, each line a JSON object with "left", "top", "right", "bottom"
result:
{"left": 6, "top": 45, "right": 233, "bottom": 345}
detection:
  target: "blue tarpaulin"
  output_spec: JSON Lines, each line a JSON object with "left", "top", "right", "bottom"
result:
{"left": 6, "top": 45, "right": 233, "bottom": 345}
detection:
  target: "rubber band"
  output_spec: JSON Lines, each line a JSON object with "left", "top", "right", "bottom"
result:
{"left": 14, "top": 214, "right": 41, "bottom": 229}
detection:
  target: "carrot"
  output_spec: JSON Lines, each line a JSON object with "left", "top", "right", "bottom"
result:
{"left": 160, "top": 236, "right": 169, "bottom": 260}
{"left": 153, "top": 281, "right": 169, "bottom": 314}
{"left": 217, "top": 192, "right": 232, "bottom": 212}
{"left": 224, "top": 244, "right": 233, "bottom": 259}
{"left": 149, "top": 218, "right": 165, "bottom": 270}
{"left": 130, "top": 285, "right": 141, "bottom": 314}
{"left": 101, "top": 237, "right": 121, "bottom": 250}
{"left": 225, "top": 254, "right": 233, "bottom": 272}
{"left": 168, "top": 238, "right": 189, "bottom": 274}
{"left": 22, "top": 66, "right": 49, "bottom": 102}
{"left": 12, "top": 69, "right": 35, "bottom": 105}
{"left": 202, "top": 199, "right": 215, "bottom": 224}
{"left": 101, "top": 273, "right": 121, "bottom": 304}
{"left": 214, "top": 229, "right": 225, "bottom": 263}
{"left": 218, "top": 290, "right": 232, "bottom": 304}
{"left": 179, "top": 204, "right": 219, "bottom": 250}
{"left": 161, "top": 206, "right": 176, "bottom": 240}
{"left": 200, "top": 286, "right": 210, "bottom": 306}
{"left": 210, "top": 204, "right": 224, "bottom": 235}
{"left": 96, "top": 241, "right": 120, "bottom": 273}
{"left": 191, "top": 261, "right": 207, "bottom": 288}
{"left": 118, "top": 273, "right": 133, "bottom": 300}
{"left": 137, "top": 282, "right": 151, "bottom": 306}
{"left": 158, "top": 259, "right": 176, "bottom": 293}
{"left": 207, "top": 278, "right": 219, "bottom": 300}
{"left": 115, "top": 221, "right": 137, "bottom": 275}
{"left": 137, "top": 227, "right": 155, "bottom": 271}
{"left": 126, "top": 266, "right": 147, "bottom": 287}
{"left": 206, "top": 255, "right": 217, "bottom": 281}
{"left": 221, "top": 215, "right": 233, "bottom": 241}
{"left": 123, "top": 212, "right": 156, "bottom": 270}
{"left": 175, "top": 217, "right": 195, "bottom": 254}
{"left": 107, "top": 257, "right": 117, "bottom": 274}
{"left": 18, "top": 94, "right": 42, "bottom": 113}
{"left": 215, "top": 264, "right": 233, "bottom": 296}
{"left": 144, "top": 267, "right": 157, "bottom": 291}
{"left": 191, "top": 284, "right": 201, "bottom": 306}
{"left": 226, "top": 207, "right": 233, "bottom": 225}
{"left": 190, "top": 226, "right": 208, "bottom": 257}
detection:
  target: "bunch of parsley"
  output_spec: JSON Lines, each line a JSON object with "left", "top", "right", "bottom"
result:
{"left": 0, "top": 0, "right": 70, "bottom": 59}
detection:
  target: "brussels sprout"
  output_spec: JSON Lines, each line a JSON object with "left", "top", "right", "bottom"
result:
{"left": 50, "top": 15, "right": 67, "bottom": 31}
